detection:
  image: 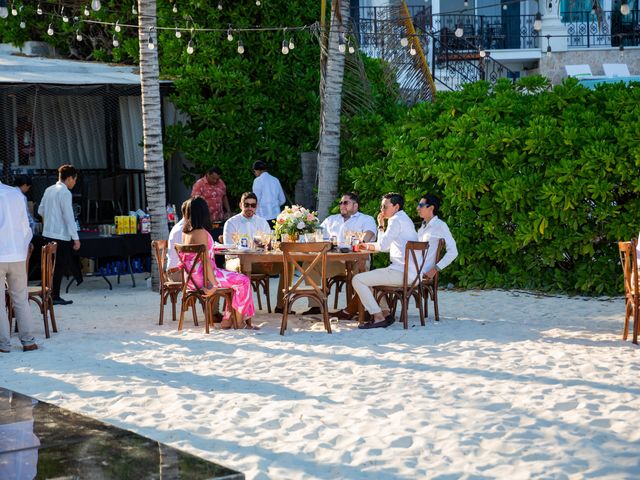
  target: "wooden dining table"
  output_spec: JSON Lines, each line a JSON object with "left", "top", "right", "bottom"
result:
{"left": 220, "top": 247, "right": 370, "bottom": 317}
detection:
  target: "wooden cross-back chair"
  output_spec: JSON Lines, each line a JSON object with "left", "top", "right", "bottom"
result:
{"left": 422, "top": 238, "right": 446, "bottom": 322}
{"left": 151, "top": 240, "right": 183, "bottom": 325}
{"left": 27, "top": 242, "right": 58, "bottom": 338}
{"left": 618, "top": 240, "right": 639, "bottom": 344}
{"left": 373, "top": 241, "right": 429, "bottom": 329}
{"left": 175, "top": 243, "right": 237, "bottom": 333}
{"left": 279, "top": 241, "right": 332, "bottom": 335}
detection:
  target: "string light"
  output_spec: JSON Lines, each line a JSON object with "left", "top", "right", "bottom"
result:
{"left": 187, "top": 38, "right": 194, "bottom": 54}
{"left": 115, "top": 20, "right": 121, "bottom": 32}
{"left": 464, "top": 0, "right": 469, "bottom": 6}
{"left": 533, "top": 11, "right": 542, "bottom": 32}
{"left": 172, "top": 3, "right": 178, "bottom": 14}
{"left": 338, "top": 33, "right": 346, "bottom": 53}
{"left": 621, "top": 1, "right": 630, "bottom": 16}
{"left": 132, "top": 4, "right": 137, "bottom": 15}
{"left": 112, "top": 34, "right": 119, "bottom": 47}
{"left": 217, "top": 2, "right": 223, "bottom": 10}
{"left": 455, "top": 24, "right": 464, "bottom": 38}
{"left": 47, "top": 23, "right": 54, "bottom": 36}
{"left": 545, "top": 34, "right": 551, "bottom": 57}
{"left": 237, "top": 40, "right": 244, "bottom": 54}
{"left": 281, "top": 39, "right": 289, "bottom": 54}
{"left": 0, "top": 5, "right": 8, "bottom": 19}
{"left": 400, "top": 36, "right": 409, "bottom": 47}
{"left": 91, "top": 0, "right": 101, "bottom": 12}
{"left": 36, "top": 4, "right": 42, "bottom": 15}
{"left": 348, "top": 37, "right": 355, "bottom": 54}
{"left": 83, "top": 5, "right": 90, "bottom": 16}
{"left": 288, "top": 37, "right": 295, "bottom": 50}
{"left": 147, "top": 27, "right": 155, "bottom": 50}
{"left": 19, "top": 19, "right": 25, "bottom": 28}
{"left": 227, "top": 27, "right": 233, "bottom": 41}
{"left": 175, "top": 26, "right": 182, "bottom": 38}
{"left": 479, "top": 49, "right": 486, "bottom": 58}
{"left": 409, "top": 44, "right": 416, "bottom": 55}
{"left": 256, "top": 0, "right": 261, "bottom": 5}
{"left": 76, "top": 29, "right": 83, "bottom": 41}
{"left": 11, "top": 3, "right": 17, "bottom": 16}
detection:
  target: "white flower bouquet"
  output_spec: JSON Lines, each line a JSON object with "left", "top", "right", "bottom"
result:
{"left": 274, "top": 205, "right": 321, "bottom": 240}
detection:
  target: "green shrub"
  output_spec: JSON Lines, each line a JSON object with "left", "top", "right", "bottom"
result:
{"left": 347, "top": 76, "right": 640, "bottom": 295}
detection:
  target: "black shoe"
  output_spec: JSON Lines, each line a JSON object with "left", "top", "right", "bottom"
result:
{"left": 274, "top": 306, "right": 284, "bottom": 314}
{"left": 52, "top": 297, "right": 73, "bottom": 306}
{"left": 358, "top": 314, "right": 395, "bottom": 329}
{"left": 302, "top": 307, "right": 321, "bottom": 315}
{"left": 383, "top": 314, "right": 396, "bottom": 327}
{"left": 331, "top": 309, "right": 356, "bottom": 320}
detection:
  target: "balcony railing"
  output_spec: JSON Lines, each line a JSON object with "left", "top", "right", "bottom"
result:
{"left": 563, "top": 10, "right": 640, "bottom": 48}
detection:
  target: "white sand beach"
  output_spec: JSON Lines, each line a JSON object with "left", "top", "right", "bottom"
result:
{"left": 2, "top": 275, "right": 639, "bottom": 479}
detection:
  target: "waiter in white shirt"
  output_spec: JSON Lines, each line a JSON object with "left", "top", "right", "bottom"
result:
{"left": 252, "top": 161, "right": 286, "bottom": 227}
{"left": 305, "top": 192, "right": 377, "bottom": 317}
{"left": 353, "top": 193, "right": 418, "bottom": 329}
{"left": 37, "top": 164, "right": 80, "bottom": 306}
{"left": 0, "top": 181, "right": 38, "bottom": 353}
{"left": 416, "top": 194, "right": 458, "bottom": 280}
{"left": 223, "top": 192, "right": 288, "bottom": 313}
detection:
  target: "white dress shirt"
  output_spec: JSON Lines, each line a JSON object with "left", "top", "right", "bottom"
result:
{"left": 374, "top": 210, "right": 418, "bottom": 274}
{"left": 166, "top": 218, "right": 185, "bottom": 271}
{"left": 0, "top": 182, "right": 32, "bottom": 262}
{"left": 223, "top": 213, "right": 271, "bottom": 245}
{"left": 38, "top": 181, "right": 78, "bottom": 241}
{"left": 321, "top": 211, "right": 378, "bottom": 244}
{"left": 417, "top": 215, "right": 458, "bottom": 273}
{"left": 253, "top": 172, "right": 286, "bottom": 220}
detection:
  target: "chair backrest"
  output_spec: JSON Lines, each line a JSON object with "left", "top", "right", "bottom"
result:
{"left": 603, "top": 63, "right": 630, "bottom": 78}
{"left": 26, "top": 243, "right": 34, "bottom": 274}
{"left": 280, "top": 242, "right": 331, "bottom": 297}
{"left": 402, "top": 241, "right": 430, "bottom": 292}
{"left": 175, "top": 243, "right": 209, "bottom": 292}
{"left": 565, "top": 64, "right": 593, "bottom": 78}
{"left": 40, "top": 242, "right": 57, "bottom": 295}
{"left": 619, "top": 240, "right": 639, "bottom": 299}
{"left": 151, "top": 240, "right": 170, "bottom": 284}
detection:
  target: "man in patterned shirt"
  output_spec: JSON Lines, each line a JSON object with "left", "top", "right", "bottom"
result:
{"left": 191, "top": 166, "right": 231, "bottom": 224}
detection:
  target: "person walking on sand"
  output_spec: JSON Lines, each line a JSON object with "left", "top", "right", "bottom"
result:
{"left": 252, "top": 160, "right": 286, "bottom": 228}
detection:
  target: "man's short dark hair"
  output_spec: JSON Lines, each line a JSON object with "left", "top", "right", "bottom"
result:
{"left": 342, "top": 192, "right": 359, "bottom": 204}
{"left": 383, "top": 192, "right": 404, "bottom": 210}
{"left": 206, "top": 166, "right": 222, "bottom": 176}
{"left": 182, "top": 196, "right": 212, "bottom": 233}
{"left": 420, "top": 193, "right": 441, "bottom": 216}
{"left": 13, "top": 175, "right": 32, "bottom": 188}
{"left": 241, "top": 192, "right": 258, "bottom": 203}
{"left": 58, "top": 164, "right": 78, "bottom": 181}
{"left": 252, "top": 161, "right": 267, "bottom": 171}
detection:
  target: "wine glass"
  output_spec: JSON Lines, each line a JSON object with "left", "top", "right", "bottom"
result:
{"left": 231, "top": 232, "right": 241, "bottom": 247}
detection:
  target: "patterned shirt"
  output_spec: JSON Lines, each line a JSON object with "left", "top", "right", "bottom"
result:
{"left": 191, "top": 177, "right": 227, "bottom": 222}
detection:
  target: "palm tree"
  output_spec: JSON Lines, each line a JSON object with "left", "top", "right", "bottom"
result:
{"left": 317, "top": 0, "right": 350, "bottom": 220}
{"left": 138, "top": 0, "right": 168, "bottom": 291}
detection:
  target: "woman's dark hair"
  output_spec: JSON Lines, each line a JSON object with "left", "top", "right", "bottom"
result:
{"left": 182, "top": 197, "right": 211, "bottom": 233}
{"left": 383, "top": 192, "right": 404, "bottom": 210}
{"left": 420, "top": 193, "right": 441, "bottom": 216}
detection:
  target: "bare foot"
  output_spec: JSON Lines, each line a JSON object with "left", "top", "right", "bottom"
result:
{"left": 244, "top": 320, "right": 260, "bottom": 330}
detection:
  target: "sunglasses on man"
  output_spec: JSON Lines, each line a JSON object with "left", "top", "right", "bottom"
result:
{"left": 417, "top": 202, "right": 431, "bottom": 209}
{"left": 243, "top": 202, "right": 257, "bottom": 208}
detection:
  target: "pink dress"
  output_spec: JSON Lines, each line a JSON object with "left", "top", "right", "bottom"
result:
{"left": 178, "top": 231, "right": 255, "bottom": 318}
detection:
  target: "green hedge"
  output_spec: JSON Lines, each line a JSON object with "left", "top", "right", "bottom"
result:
{"left": 347, "top": 76, "right": 640, "bottom": 295}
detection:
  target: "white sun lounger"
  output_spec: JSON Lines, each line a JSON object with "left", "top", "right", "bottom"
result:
{"left": 565, "top": 64, "right": 593, "bottom": 78}
{"left": 603, "top": 63, "right": 631, "bottom": 77}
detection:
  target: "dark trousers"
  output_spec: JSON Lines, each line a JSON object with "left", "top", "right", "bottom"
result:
{"left": 44, "top": 238, "right": 79, "bottom": 298}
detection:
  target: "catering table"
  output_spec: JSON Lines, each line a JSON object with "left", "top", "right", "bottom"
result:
{"left": 32, "top": 232, "right": 151, "bottom": 291}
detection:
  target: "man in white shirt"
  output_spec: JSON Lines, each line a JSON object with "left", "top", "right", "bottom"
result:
{"left": 252, "top": 161, "right": 286, "bottom": 227}
{"left": 0, "top": 181, "right": 38, "bottom": 353}
{"left": 224, "top": 192, "right": 287, "bottom": 312}
{"left": 38, "top": 164, "right": 80, "bottom": 305}
{"left": 416, "top": 194, "right": 458, "bottom": 280}
{"left": 353, "top": 193, "right": 418, "bottom": 329}
{"left": 306, "top": 192, "right": 377, "bottom": 317}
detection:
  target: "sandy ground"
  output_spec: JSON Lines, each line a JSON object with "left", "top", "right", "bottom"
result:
{"left": 2, "top": 274, "right": 639, "bottom": 479}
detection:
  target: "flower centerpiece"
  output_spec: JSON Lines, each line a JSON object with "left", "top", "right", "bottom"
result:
{"left": 274, "top": 205, "right": 321, "bottom": 241}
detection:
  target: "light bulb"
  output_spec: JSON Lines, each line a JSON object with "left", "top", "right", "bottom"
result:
{"left": 288, "top": 38, "right": 295, "bottom": 50}
{"left": 534, "top": 13, "right": 542, "bottom": 31}
{"left": 409, "top": 46, "right": 416, "bottom": 55}
{"left": 91, "top": 0, "right": 101, "bottom": 12}
{"left": 0, "top": 7, "right": 9, "bottom": 19}
{"left": 115, "top": 21, "right": 121, "bottom": 33}
{"left": 256, "top": 0, "right": 261, "bottom": 5}
{"left": 63, "top": 15, "right": 69, "bottom": 22}
{"left": 175, "top": 28, "right": 182, "bottom": 38}
{"left": 83, "top": 6, "right": 89, "bottom": 16}
{"left": 479, "top": 49, "right": 486, "bottom": 58}
{"left": 237, "top": 40, "right": 244, "bottom": 54}
{"left": 76, "top": 31, "right": 83, "bottom": 41}
{"left": 132, "top": 4, "right": 137, "bottom": 15}
{"left": 503, "top": 4, "right": 507, "bottom": 10}
{"left": 148, "top": 39, "right": 155, "bottom": 50}
{"left": 227, "top": 31, "right": 233, "bottom": 41}
{"left": 464, "top": 0, "right": 469, "bottom": 6}
{"left": 455, "top": 26, "right": 463, "bottom": 38}
{"left": 621, "top": 2, "right": 630, "bottom": 15}
{"left": 546, "top": 45, "right": 552, "bottom": 57}
{"left": 11, "top": 6, "right": 18, "bottom": 16}
{"left": 338, "top": 43, "right": 346, "bottom": 53}
{"left": 187, "top": 40, "right": 194, "bottom": 54}
{"left": 281, "top": 40, "right": 289, "bottom": 55}
{"left": 19, "top": 20, "right": 25, "bottom": 28}
{"left": 47, "top": 24, "right": 54, "bottom": 36}
{"left": 348, "top": 45, "right": 355, "bottom": 54}
{"left": 172, "top": 4, "right": 178, "bottom": 13}
{"left": 113, "top": 35, "right": 119, "bottom": 47}
{"left": 218, "top": 2, "right": 223, "bottom": 10}
{"left": 37, "top": 4, "right": 42, "bottom": 15}
{"left": 400, "top": 37, "right": 409, "bottom": 47}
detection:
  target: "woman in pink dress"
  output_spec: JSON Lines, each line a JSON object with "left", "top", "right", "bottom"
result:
{"left": 178, "top": 197, "right": 256, "bottom": 329}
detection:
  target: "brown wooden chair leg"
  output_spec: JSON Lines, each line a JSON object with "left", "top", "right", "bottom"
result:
{"left": 178, "top": 299, "right": 187, "bottom": 331}
{"left": 191, "top": 298, "right": 199, "bottom": 326}
{"left": 42, "top": 301, "right": 51, "bottom": 339}
{"left": 49, "top": 298, "right": 57, "bottom": 333}
{"left": 433, "top": 287, "right": 440, "bottom": 321}
{"left": 264, "top": 278, "right": 272, "bottom": 314}
{"left": 623, "top": 302, "right": 631, "bottom": 340}
{"left": 322, "top": 299, "right": 331, "bottom": 334}
{"left": 280, "top": 298, "right": 290, "bottom": 335}
{"left": 159, "top": 291, "right": 166, "bottom": 325}
{"left": 255, "top": 281, "right": 263, "bottom": 311}
{"left": 633, "top": 303, "right": 639, "bottom": 345}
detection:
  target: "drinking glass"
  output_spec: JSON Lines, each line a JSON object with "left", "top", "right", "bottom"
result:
{"left": 231, "top": 232, "right": 241, "bottom": 246}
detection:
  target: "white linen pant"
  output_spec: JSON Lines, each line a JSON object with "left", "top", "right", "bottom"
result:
{"left": 0, "top": 261, "right": 36, "bottom": 350}
{"left": 352, "top": 266, "right": 404, "bottom": 315}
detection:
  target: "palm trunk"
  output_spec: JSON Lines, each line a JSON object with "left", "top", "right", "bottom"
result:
{"left": 138, "top": 0, "right": 168, "bottom": 291}
{"left": 317, "top": 0, "right": 350, "bottom": 220}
